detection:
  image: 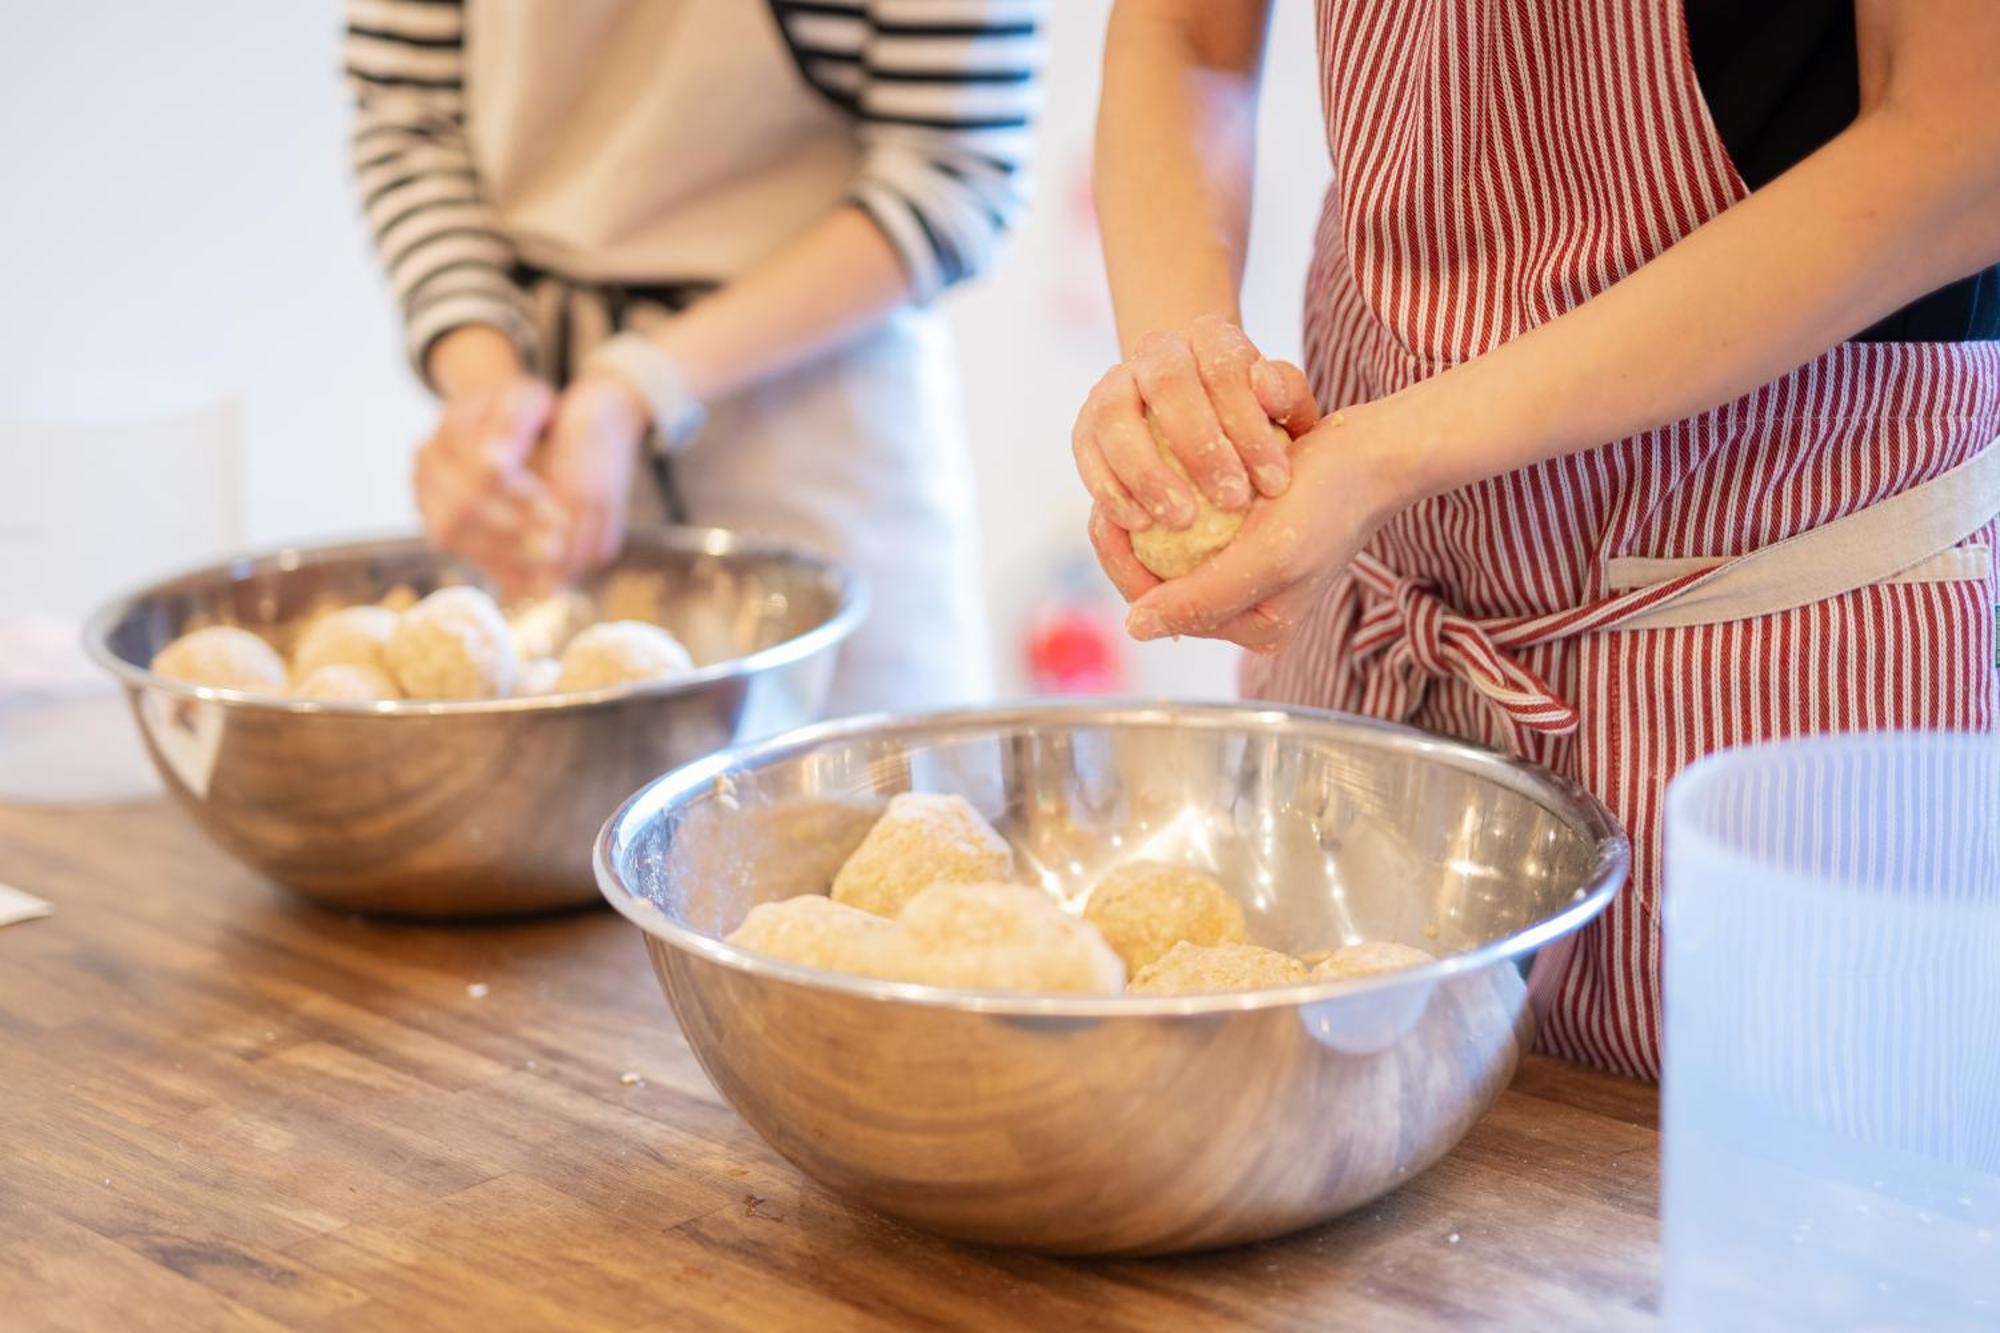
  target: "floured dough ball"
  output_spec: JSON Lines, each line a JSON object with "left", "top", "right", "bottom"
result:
{"left": 725, "top": 894, "right": 894, "bottom": 972}
{"left": 385, "top": 585, "right": 518, "bottom": 699}
{"left": 292, "top": 605, "right": 397, "bottom": 679}
{"left": 516, "top": 656, "right": 562, "bottom": 697}
{"left": 1309, "top": 940, "right": 1434, "bottom": 981}
{"left": 1129, "top": 419, "right": 1247, "bottom": 580}
{"left": 553, "top": 620, "right": 695, "bottom": 693}
{"left": 292, "top": 663, "right": 400, "bottom": 702}
{"left": 1084, "top": 861, "right": 1248, "bottom": 973}
{"left": 377, "top": 584, "right": 420, "bottom": 614}
{"left": 871, "top": 882, "right": 1124, "bottom": 994}
{"left": 830, "top": 793, "right": 1015, "bottom": 918}
{"left": 1129, "top": 941, "right": 1308, "bottom": 996}
{"left": 151, "top": 626, "right": 286, "bottom": 694}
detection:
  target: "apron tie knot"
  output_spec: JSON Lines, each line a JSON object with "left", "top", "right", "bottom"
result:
{"left": 1346, "top": 554, "right": 1583, "bottom": 741}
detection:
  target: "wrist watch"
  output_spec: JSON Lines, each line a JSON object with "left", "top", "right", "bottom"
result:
{"left": 584, "top": 332, "right": 708, "bottom": 452}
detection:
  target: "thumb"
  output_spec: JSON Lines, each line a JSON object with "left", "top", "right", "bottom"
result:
{"left": 1251, "top": 359, "right": 1321, "bottom": 438}
{"left": 483, "top": 379, "right": 555, "bottom": 470}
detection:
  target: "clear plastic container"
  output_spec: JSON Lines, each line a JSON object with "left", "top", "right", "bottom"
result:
{"left": 1664, "top": 733, "right": 2000, "bottom": 1331}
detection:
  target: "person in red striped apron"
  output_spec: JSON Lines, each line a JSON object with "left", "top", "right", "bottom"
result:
{"left": 1074, "top": 0, "right": 2000, "bottom": 1081}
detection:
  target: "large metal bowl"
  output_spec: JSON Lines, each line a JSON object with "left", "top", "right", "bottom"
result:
{"left": 595, "top": 701, "right": 1628, "bottom": 1255}
{"left": 85, "top": 529, "right": 863, "bottom": 917}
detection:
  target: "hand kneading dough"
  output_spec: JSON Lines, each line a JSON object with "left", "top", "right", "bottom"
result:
{"left": 830, "top": 793, "right": 1014, "bottom": 918}
{"left": 385, "top": 586, "right": 518, "bottom": 699}
{"left": 873, "top": 882, "right": 1124, "bottom": 994}
{"left": 1084, "top": 861, "right": 1248, "bottom": 972}
{"left": 553, "top": 620, "right": 695, "bottom": 692}
{"left": 292, "top": 663, "right": 401, "bottom": 701}
{"left": 1128, "top": 940, "right": 1308, "bottom": 996}
{"left": 151, "top": 626, "right": 287, "bottom": 694}
{"left": 292, "top": 605, "right": 398, "bottom": 680}
{"left": 1309, "top": 940, "right": 1434, "bottom": 981}
{"left": 1128, "top": 421, "right": 1247, "bottom": 580}
{"left": 725, "top": 894, "right": 894, "bottom": 972}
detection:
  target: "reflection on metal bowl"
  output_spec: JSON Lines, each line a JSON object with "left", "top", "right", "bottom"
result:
{"left": 596, "top": 702, "right": 1627, "bottom": 1254}
{"left": 84, "top": 529, "right": 863, "bottom": 917}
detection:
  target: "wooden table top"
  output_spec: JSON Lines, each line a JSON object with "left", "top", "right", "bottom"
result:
{"left": 0, "top": 800, "right": 1662, "bottom": 1332}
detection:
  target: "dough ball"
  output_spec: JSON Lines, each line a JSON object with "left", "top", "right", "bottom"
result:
{"left": 385, "top": 586, "right": 518, "bottom": 699}
{"left": 377, "top": 584, "right": 420, "bottom": 614}
{"left": 725, "top": 894, "right": 894, "bottom": 972}
{"left": 292, "top": 605, "right": 397, "bottom": 679}
{"left": 1310, "top": 940, "right": 1435, "bottom": 981}
{"left": 872, "top": 882, "right": 1124, "bottom": 994}
{"left": 516, "top": 656, "right": 563, "bottom": 697}
{"left": 829, "top": 793, "right": 1015, "bottom": 918}
{"left": 291, "top": 663, "right": 401, "bottom": 702}
{"left": 151, "top": 626, "right": 286, "bottom": 694}
{"left": 1128, "top": 941, "right": 1308, "bottom": 996}
{"left": 553, "top": 620, "right": 695, "bottom": 693}
{"left": 1128, "top": 420, "right": 1247, "bottom": 580}
{"left": 1083, "top": 860, "right": 1248, "bottom": 973}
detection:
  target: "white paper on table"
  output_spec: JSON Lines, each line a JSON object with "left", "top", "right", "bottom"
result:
{"left": 0, "top": 883, "right": 52, "bottom": 928}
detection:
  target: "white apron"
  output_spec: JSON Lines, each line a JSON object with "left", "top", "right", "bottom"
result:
{"left": 463, "top": 0, "right": 993, "bottom": 714}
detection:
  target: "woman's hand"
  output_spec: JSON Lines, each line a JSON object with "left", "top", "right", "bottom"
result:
{"left": 1072, "top": 314, "right": 1319, "bottom": 533}
{"left": 534, "top": 372, "right": 650, "bottom": 581}
{"left": 1117, "top": 401, "right": 1415, "bottom": 655}
{"left": 414, "top": 326, "right": 568, "bottom": 595}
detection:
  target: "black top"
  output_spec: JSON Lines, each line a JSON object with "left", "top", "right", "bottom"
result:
{"left": 1683, "top": 0, "right": 1997, "bottom": 342}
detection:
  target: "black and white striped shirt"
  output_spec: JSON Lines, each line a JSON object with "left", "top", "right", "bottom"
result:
{"left": 345, "top": 0, "right": 1044, "bottom": 375}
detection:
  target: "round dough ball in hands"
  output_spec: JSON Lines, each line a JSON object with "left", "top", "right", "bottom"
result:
{"left": 725, "top": 893, "right": 896, "bottom": 972}
{"left": 1128, "top": 419, "right": 1249, "bottom": 581}
{"left": 292, "top": 663, "right": 401, "bottom": 702}
{"left": 1083, "top": 861, "right": 1248, "bottom": 973}
{"left": 385, "top": 586, "right": 519, "bottom": 699}
{"left": 553, "top": 620, "right": 695, "bottom": 693}
{"left": 292, "top": 605, "right": 398, "bottom": 680}
{"left": 1309, "top": 940, "right": 1435, "bottom": 981}
{"left": 1128, "top": 941, "right": 1308, "bottom": 996}
{"left": 151, "top": 626, "right": 287, "bottom": 694}
{"left": 874, "top": 882, "right": 1125, "bottom": 994}
{"left": 829, "top": 793, "right": 1015, "bottom": 918}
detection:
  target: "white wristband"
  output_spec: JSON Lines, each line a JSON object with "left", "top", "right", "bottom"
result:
{"left": 584, "top": 332, "right": 708, "bottom": 452}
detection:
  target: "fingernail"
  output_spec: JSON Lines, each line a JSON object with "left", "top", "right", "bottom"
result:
{"left": 1127, "top": 608, "right": 1164, "bottom": 639}
{"left": 1255, "top": 464, "right": 1290, "bottom": 495}
{"left": 1215, "top": 477, "right": 1251, "bottom": 510}
{"left": 1252, "top": 361, "right": 1282, "bottom": 401}
{"left": 1121, "top": 506, "right": 1153, "bottom": 531}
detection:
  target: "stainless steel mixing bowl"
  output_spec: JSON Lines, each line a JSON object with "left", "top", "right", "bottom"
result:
{"left": 595, "top": 701, "right": 1628, "bottom": 1255}
{"left": 85, "top": 530, "right": 863, "bottom": 917}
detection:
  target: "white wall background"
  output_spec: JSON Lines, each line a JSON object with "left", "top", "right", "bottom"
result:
{"left": 1, "top": 0, "right": 1326, "bottom": 697}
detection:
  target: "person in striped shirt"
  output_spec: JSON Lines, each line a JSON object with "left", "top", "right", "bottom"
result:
{"left": 346, "top": 0, "right": 1043, "bottom": 713}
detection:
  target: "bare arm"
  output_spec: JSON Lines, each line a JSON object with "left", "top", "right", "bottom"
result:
{"left": 1131, "top": 0, "right": 2000, "bottom": 646}
{"left": 645, "top": 207, "right": 912, "bottom": 403}
{"left": 1073, "top": 0, "right": 1317, "bottom": 557}
{"left": 1095, "top": 1, "right": 1267, "bottom": 352}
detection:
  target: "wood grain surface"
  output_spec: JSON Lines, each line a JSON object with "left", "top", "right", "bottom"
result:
{"left": 0, "top": 801, "right": 1661, "bottom": 1331}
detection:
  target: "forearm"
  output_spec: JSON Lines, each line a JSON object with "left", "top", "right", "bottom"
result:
{"left": 634, "top": 207, "right": 910, "bottom": 405}
{"left": 1387, "top": 105, "right": 2000, "bottom": 500}
{"left": 1096, "top": 1, "right": 1267, "bottom": 354}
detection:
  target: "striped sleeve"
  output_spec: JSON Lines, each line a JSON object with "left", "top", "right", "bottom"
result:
{"left": 773, "top": 0, "right": 1045, "bottom": 302}
{"left": 343, "top": 0, "right": 535, "bottom": 382}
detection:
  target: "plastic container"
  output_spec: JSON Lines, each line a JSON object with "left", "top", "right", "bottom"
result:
{"left": 1664, "top": 733, "right": 2000, "bottom": 1331}
{"left": 0, "top": 371, "right": 238, "bottom": 801}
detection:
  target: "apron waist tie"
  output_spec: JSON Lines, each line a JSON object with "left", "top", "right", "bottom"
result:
{"left": 1348, "top": 435, "right": 2000, "bottom": 744}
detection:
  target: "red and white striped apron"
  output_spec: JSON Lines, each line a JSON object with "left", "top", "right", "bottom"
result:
{"left": 1244, "top": 0, "right": 2000, "bottom": 1082}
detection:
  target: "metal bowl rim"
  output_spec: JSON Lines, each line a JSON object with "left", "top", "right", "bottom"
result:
{"left": 593, "top": 699, "right": 1630, "bottom": 1017}
{"left": 79, "top": 528, "right": 869, "bottom": 716}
